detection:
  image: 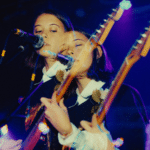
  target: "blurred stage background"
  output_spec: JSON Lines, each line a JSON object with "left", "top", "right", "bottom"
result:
{"left": 0, "top": 0, "right": 150, "bottom": 145}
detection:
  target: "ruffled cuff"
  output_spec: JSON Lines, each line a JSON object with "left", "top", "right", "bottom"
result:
{"left": 58, "top": 123, "right": 109, "bottom": 150}
{"left": 58, "top": 123, "right": 80, "bottom": 146}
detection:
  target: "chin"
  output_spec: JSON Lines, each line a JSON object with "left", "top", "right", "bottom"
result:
{"left": 76, "top": 73, "right": 87, "bottom": 79}
{"left": 37, "top": 48, "right": 52, "bottom": 56}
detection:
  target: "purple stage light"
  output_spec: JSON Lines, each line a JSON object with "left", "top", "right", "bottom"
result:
{"left": 145, "top": 123, "right": 150, "bottom": 150}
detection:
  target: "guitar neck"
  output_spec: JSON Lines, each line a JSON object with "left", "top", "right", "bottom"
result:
{"left": 96, "top": 24, "right": 150, "bottom": 125}
{"left": 56, "top": 6, "right": 124, "bottom": 103}
{"left": 96, "top": 58, "right": 137, "bottom": 125}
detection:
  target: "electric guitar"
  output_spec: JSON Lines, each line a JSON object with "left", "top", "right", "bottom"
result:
{"left": 63, "top": 23, "right": 150, "bottom": 150}
{"left": 96, "top": 24, "right": 150, "bottom": 124}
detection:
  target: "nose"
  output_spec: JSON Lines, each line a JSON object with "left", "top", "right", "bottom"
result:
{"left": 67, "top": 50, "right": 74, "bottom": 56}
{"left": 41, "top": 32, "right": 48, "bottom": 39}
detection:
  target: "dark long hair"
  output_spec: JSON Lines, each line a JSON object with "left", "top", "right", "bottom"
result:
{"left": 76, "top": 30, "right": 114, "bottom": 86}
{"left": 87, "top": 45, "right": 114, "bottom": 85}
{"left": 25, "top": 9, "right": 73, "bottom": 69}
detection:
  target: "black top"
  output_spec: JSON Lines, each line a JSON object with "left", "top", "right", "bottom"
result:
{"left": 33, "top": 83, "right": 146, "bottom": 150}
{"left": 106, "top": 84, "right": 147, "bottom": 150}
{"left": 3, "top": 76, "right": 146, "bottom": 150}
{"left": 6, "top": 77, "right": 60, "bottom": 149}
{"left": 57, "top": 84, "right": 146, "bottom": 150}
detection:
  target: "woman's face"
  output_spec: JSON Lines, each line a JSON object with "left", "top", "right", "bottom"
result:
{"left": 34, "top": 13, "right": 65, "bottom": 57}
{"left": 62, "top": 31, "right": 94, "bottom": 76}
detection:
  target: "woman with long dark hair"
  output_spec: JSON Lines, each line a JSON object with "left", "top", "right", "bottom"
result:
{"left": 0, "top": 9, "right": 73, "bottom": 150}
{"left": 41, "top": 29, "right": 146, "bottom": 150}
{"left": 41, "top": 30, "right": 115, "bottom": 150}
{"left": 22, "top": 9, "right": 73, "bottom": 150}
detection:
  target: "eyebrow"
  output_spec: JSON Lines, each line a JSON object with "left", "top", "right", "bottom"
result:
{"left": 34, "top": 24, "right": 60, "bottom": 28}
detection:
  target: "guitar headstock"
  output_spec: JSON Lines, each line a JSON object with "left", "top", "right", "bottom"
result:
{"left": 90, "top": 5, "right": 124, "bottom": 45}
{"left": 126, "top": 23, "right": 150, "bottom": 65}
{"left": 70, "top": 3, "right": 125, "bottom": 76}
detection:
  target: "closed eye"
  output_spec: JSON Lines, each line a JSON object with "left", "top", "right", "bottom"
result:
{"left": 50, "top": 30, "right": 57, "bottom": 32}
{"left": 75, "top": 44, "right": 83, "bottom": 47}
{"left": 35, "top": 30, "right": 42, "bottom": 34}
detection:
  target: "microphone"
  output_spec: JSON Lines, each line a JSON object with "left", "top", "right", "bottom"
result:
{"left": 12, "top": 28, "right": 44, "bottom": 49}
{"left": 57, "top": 54, "right": 74, "bottom": 64}
{"left": 43, "top": 50, "right": 74, "bottom": 69}
{"left": 57, "top": 54, "right": 74, "bottom": 70}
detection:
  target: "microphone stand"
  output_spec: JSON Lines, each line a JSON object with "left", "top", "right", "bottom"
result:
{"left": 0, "top": 32, "right": 12, "bottom": 64}
{"left": 6, "top": 45, "right": 25, "bottom": 65}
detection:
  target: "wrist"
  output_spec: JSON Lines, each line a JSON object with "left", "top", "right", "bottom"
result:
{"left": 60, "top": 127, "right": 73, "bottom": 139}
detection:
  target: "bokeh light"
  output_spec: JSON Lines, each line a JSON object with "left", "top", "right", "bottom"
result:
{"left": 38, "top": 122, "right": 50, "bottom": 135}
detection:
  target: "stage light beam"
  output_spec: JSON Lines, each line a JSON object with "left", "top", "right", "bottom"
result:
{"left": 0, "top": 125, "right": 8, "bottom": 136}
{"left": 119, "top": 0, "right": 132, "bottom": 10}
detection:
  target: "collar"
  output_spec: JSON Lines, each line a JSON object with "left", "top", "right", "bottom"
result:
{"left": 42, "top": 61, "right": 67, "bottom": 83}
{"left": 76, "top": 79, "right": 105, "bottom": 105}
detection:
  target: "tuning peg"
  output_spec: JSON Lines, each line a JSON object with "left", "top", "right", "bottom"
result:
{"left": 96, "top": 29, "right": 101, "bottom": 33}
{"left": 108, "top": 14, "right": 113, "bottom": 18}
{"left": 99, "top": 24, "right": 105, "bottom": 28}
{"left": 132, "top": 45, "right": 137, "bottom": 49}
{"left": 136, "top": 40, "right": 143, "bottom": 44}
{"left": 140, "top": 33, "right": 147, "bottom": 38}
{"left": 112, "top": 8, "right": 117, "bottom": 12}
{"left": 104, "top": 19, "right": 108, "bottom": 22}
{"left": 145, "top": 27, "right": 150, "bottom": 31}
{"left": 92, "top": 34, "right": 97, "bottom": 38}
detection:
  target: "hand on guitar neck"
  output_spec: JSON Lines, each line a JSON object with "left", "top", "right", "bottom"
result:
{"left": 41, "top": 94, "right": 115, "bottom": 150}
{"left": 80, "top": 114, "right": 115, "bottom": 150}
{"left": 40, "top": 91, "right": 73, "bottom": 137}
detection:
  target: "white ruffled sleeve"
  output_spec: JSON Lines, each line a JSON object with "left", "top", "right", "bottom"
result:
{"left": 58, "top": 123, "right": 109, "bottom": 150}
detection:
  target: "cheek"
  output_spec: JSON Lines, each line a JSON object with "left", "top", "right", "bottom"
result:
{"left": 82, "top": 54, "right": 93, "bottom": 72}
{"left": 73, "top": 52, "right": 78, "bottom": 60}
{"left": 73, "top": 49, "right": 81, "bottom": 59}
{"left": 49, "top": 34, "right": 64, "bottom": 50}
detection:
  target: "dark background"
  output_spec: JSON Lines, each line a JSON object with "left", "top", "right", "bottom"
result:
{"left": 0, "top": 0, "right": 150, "bottom": 142}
